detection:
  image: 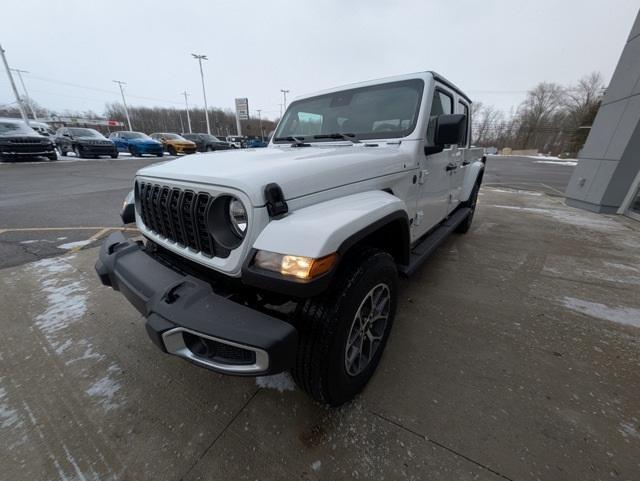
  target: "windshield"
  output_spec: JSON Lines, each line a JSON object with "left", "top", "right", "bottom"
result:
{"left": 0, "top": 121, "right": 36, "bottom": 135}
{"left": 68, "top": 128, "right": 104, "bottom": 138}
{"left": 120, "top": 132, "right": 149, "bottom": 139}
{"left": 273, "top": 79, "right": 424, "bottom": 143}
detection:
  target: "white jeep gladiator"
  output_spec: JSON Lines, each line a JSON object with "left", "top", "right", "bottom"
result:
{"left": 96, "top": 72, "right": 485, "bottom": 406}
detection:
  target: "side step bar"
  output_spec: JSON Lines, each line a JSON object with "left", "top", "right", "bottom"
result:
{"left": 398, "top": 207, "right": 472, "bottom": 277}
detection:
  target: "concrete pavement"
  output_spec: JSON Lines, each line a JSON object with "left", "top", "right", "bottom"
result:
{"left": 0, "top": 187, "right": 638, "bottom": 481}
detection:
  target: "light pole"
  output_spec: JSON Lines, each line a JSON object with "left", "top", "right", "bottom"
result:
{"left": 192, "top": 53, "right": 211, "bottom": 134}
{"left": 113, "top": 80, "right": 132, "bottom": 130}
{"left": 280, "top": 89, "right": 289, "bottom": 111}
{"left": 11, "top": 69, "right": 38, "bottom": 120}
{"left": 181, "top": 91, "right": 192, "bottom": 133}
{"left": 0, "top": 44, "right": 29, "bottom": 123}
{"left": 256, "top": 109, "right": 263, "bottom": 140}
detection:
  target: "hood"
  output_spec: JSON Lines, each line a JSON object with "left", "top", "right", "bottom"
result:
{"left": 0, "top": 132, "right": 47, "bottom": 140}
{"left": 129, "top": 138, "right": 160, "bottom": 145}
{"left": 137, "top": 144, "right": 413, "bottom": 206}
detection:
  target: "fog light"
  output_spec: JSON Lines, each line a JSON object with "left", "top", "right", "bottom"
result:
{"left": 254, "top": 251, "right": 337, "bottom": 279}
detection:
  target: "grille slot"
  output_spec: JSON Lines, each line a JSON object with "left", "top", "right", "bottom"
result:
{"left": 137, "top": 182, "right": 216, "bottom": 257}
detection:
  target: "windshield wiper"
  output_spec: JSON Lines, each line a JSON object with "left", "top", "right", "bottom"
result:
{"left": 273, "top": 136, "right": 310, "bottom": 147}
{"left": 313, "top": 133, "right": 360, "bottom": 143}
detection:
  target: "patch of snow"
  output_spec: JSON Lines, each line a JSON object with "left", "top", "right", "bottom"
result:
{"left": 57, "top": 240, "right": 91, "bottom": 250}
{"left": 56, "top": 236, "right": 67, "bottom": 241}
{"left": 534, "top": 160, "right": 578, "bottom": 166}
{"left": 486, "top": 187, "right": 543, "bottom": 196}
{"left": 19, "top": 239, "right": 41, "bottom": 245}
{"left": 0, "top": 381, "right": 22, "bottom": 429}
{"left": 620, "top": 421, "right": 640, "bottom": 439}
{"left": 491, "top": 205, "right": 626, "bottom": 231}
{"left": 562, "top": 297, "right": 640, "bottom": 328}
{"left": 255, "top": 372, "right": 295, "bottom": 392}
{"left": 86, "top": 365, "right": 122, "bottom": 411}
{"left": 311, "top": 460, "right": 322, "bottom": 472}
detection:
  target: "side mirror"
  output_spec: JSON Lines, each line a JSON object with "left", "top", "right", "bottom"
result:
{"left": 434, "top": 114, "right": 466, "bottom": 146}
{"left": 424, "top": 114, "right": 466, "bottom": 156}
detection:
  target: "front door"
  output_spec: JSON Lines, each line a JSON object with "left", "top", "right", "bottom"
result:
{"left": 447, "top": 100, "right": 471, "bottom": 210}
{"left": 413, "top": 88, "right": 455, "bottom": 240}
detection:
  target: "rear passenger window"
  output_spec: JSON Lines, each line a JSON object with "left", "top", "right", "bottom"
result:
{"left": 426, "top": 89, "right": 453, "bottom": 145}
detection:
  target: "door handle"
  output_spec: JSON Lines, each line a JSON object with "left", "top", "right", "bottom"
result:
{"left": 446, "top": 162, "right": 457, "bottom": 171}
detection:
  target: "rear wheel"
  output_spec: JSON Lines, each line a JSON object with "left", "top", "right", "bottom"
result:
{"left": 292, "top": 248, "right": 398, "bottom": 406}
{"left": 456, "top": 181, "right": 480, "bottom": 234}
{"left": 206, "top": 146, "right": 213, "bottom": 152}
{"left": 168, "top": 146, "right": 177, "bottom": 156}
{"left": 73, "top": 145, "right": 83, "bottom": 159}
{"left": 128, "top": 146, "right": 139, "bottom": 157}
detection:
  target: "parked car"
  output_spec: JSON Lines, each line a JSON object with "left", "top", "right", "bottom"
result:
{"left": 108, "top": 131, "right": 164, "bottom": 157}
{"left": 97, "top": 71, "right": 485, "bottom": 406}
{"left": 56, "top": 127, "right": 118, "bottom": 159}
{"left": 225, "top": 135, "right": 246, "bottom": 148}
{"left": 245, "top": 137, "right": 268, "bottom": 148}
{"left": 0, "top": 118, "right": 57, "bottom": 161}
{"left": 30, "top": 121, "right": 56, "bottom": 138}
{"left": 181, "top": 133, "right": 232, "bottom": 152}
{"left": 149, "top": 133, "right": 197, "bottom": 155}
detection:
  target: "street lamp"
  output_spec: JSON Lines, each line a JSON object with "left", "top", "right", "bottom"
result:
{"left": 181, "top": 91, "right": 192, "bottom": 133}
{"left": 256, "top": 109, "right": 263, "bottom": 141}
{"left": 280, "top": 89, "right": 290, "bottom": 111}
{"left": 113, "top": 80, "right": 132, "bottom": 130}
{"left": 11, "top": 69, "right": 37, "bottom": 120}
{"left": 192, "top": 53, "right": 211, "bottom": 134}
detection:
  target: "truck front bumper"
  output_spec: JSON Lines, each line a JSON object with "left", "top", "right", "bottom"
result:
{"left": 95, "top": 232, "right": 297, "bottom": 376}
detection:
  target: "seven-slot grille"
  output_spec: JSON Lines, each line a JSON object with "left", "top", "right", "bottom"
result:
{"left": 137, "top": 181, "right": 217, "bottom": 257}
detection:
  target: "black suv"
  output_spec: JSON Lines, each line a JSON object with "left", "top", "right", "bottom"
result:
{"left": 0, "top": 118, "right": 57, "bottom": 161}
{"left": 56, "top": 127, "right": 118, "bottom": 159}
{"left": 181, "top": 133, "right": 232, "bottom": 152}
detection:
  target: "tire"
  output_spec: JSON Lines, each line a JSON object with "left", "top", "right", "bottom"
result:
{"left": 156, "top": 152, "right": 163, "bottom": 158}
{"left": 206, "top": 146, "right": 213, "bottom": 152}
{"left": 111, "top": 153, "right": 118, "bottom": 159}
{"left": 168, "top": 146, "right": 177, "bottom": 156}
{"left": 292, "top": 248, "right": 398, "bottom": 406}
{"left": 48, "top": 153, "right": 58, "bottom": 161}
{"left": 128, "top": 146, "right": 139, "bottom": 157}
{"left": 73, "top": 145, "right": 84, "bottom": 159}
{"left": 456, "top": 181, "right": 480, "bottom": 234}
{"left": 58, "top": 147, "right": 67, "bottom": 156}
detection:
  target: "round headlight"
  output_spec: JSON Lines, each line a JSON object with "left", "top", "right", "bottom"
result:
{"left": 207, "top": 195, "right": 248, "bottom": 250}
{"left": 228, "top": 198, "right": 247, "bottom": 237}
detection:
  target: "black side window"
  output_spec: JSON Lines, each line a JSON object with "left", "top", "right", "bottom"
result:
{"left": 426, "top": 89, "right": 453, "bottom": 145}
{"left": 458, "top": 101, "right": 469, "bottom": 147}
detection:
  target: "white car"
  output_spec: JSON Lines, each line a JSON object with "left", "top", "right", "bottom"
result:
{"left": 225, "top": 135, "right": 246, "bottom": 148}
{"left": 97, "top": 71, "right": 485, "bottom": 406}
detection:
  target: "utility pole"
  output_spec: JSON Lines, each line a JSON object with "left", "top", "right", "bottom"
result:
{"left": 113, "top": 80, "right": 132, "bottom": 130}
{"left": 0, "top": 44, "right": 29, "bottom": 123}
{"left": 181, "top": 91, "right": 192, "bottom": 133}
{"left": 279, "top": 103, "right": 283, "bottom": 118}
{"left": 11, "top": 69, "right": 37, "bottom": 120}
{"left": 192, "top": 53, "right": 211, "bottom": 134}
{"left": 256, "top": 109, "right": 263, "bottom": 140}
{"left": 280, "top": 89, "right": 290, "bottom": 111}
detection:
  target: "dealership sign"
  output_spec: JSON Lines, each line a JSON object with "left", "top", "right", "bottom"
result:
{"left": 235, "top": 98, "right": 249, "bottom": 120}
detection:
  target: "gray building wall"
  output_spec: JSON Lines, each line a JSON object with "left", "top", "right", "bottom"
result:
{"left": 565, "top": 11, "right": 640, "bottom": 214}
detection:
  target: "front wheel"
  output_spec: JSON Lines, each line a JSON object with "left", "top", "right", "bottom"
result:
{"left": 292, "top": 248, "right": 398, "bottom": 406}
{"left": 206, "top": 146, "right": 213, "bottom": 152}
{"left": 128, "top": 146, "right": 139, "bottom": 157}
{"left": 168, "top": 146, "right": 177, "bottom": 156}
{"left": 48, "top": 153, "right": 58, "bottom": 161}
{"left": 73, "top": 146, "right": 83, "bottom": 158}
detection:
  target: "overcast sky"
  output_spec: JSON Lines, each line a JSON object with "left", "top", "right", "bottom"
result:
{"left": 1, "top": 0, "right": 638, "bottom": 120}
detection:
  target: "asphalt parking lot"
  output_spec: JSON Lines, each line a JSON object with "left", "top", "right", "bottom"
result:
{"left": 1, "top": 153, "right": 639, "bottom": 481}
{"left": 1, "top": 188, "right": 639, "bottom": 481}
{"left": 0, "top": 153, "right": 575, "bottom": 270}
